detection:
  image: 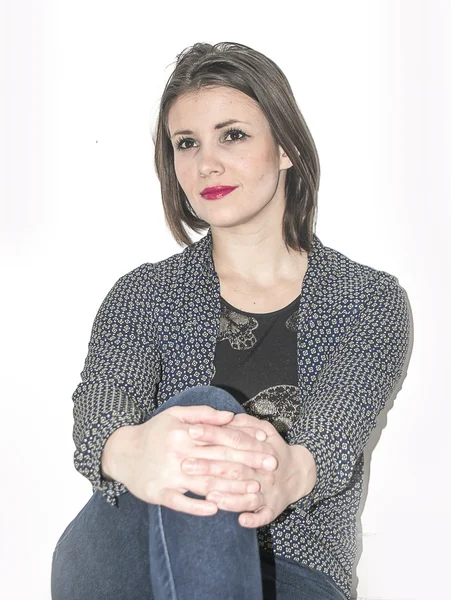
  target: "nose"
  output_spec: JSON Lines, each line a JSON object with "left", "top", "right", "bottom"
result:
{"left": 197, "top": 145, "right": 224, "bottom": 177}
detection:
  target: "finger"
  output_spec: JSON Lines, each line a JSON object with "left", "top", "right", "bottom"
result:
{"left": 180, "top": 473, "right": 260, "bottom": 496}
{"left": 187, "top": 445, "right": 279, "bottom": 471}
{"left": 230, "top": 413, "right": 275, "bottom": 436}
{"left": 222, "top": 424, "right": 267, "bottom": 441}
{"left": 159, "top": 488, "right": 219, "bottom": 516}
{"left": 238, "top": 506, "right": 275, "bottom": 528}
{"left": 181, "top": 457, "right": 261, "bottom": 485}
{"left": 187, "top": 423, "right": 275, "bottom": 455}
{"left": 171, "top": 424, "right": 264, "bottom": 448}
{"left": 205, "top": 490, "right": 263, "bottom": 513}
{"left": 169, "top": 405, "right": 235, "bottom": 425}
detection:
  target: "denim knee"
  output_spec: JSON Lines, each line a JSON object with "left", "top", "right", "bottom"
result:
{"left": 154, "top": 385, "right": 246, "bottom": 416}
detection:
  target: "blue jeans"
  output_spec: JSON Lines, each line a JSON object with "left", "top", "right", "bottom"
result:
{"left": 51, "top": 386, "right": 347, "bottom": 600}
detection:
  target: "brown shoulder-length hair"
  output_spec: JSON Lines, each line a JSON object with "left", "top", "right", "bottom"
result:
{"left": 153, "top": 41, "right": 320, "bottom": 253}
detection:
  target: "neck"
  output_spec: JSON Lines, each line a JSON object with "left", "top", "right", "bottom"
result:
{"left": 211, "top": 223, "right": 308, "bottom": 288}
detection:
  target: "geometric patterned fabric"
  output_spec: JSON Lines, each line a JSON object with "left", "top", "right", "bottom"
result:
{"left": 72, "top": 228, "right": 410, "bottom": 599}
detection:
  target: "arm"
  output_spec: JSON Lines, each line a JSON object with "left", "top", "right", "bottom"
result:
{"left": 72, "top": 264, "right": 161, "bottom": 507}
{"left": 286, "top": 273, "right": 411, "bottom": 515}
{"left": 100, "top": 424, "right": 141, "bottom": 481}
{"left": 286, "top": 444, "right": 317, "bottom": 503}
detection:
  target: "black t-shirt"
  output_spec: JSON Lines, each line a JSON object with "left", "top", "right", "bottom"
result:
{"left": 210, "top": 293, "right": 302, "bottom": 439}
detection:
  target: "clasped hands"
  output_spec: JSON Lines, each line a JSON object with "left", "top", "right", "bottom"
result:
{"left": 179, "top": 410, "right": 317, "bottom": 528}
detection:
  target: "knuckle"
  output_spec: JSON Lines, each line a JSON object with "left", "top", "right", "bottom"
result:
{"left": 229, "top": 467, "right": 240, "bottom": 480}
{"left": 217, "top": 463, "right": 228, "bottom": 477}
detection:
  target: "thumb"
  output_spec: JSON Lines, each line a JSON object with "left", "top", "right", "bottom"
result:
{"left": 169, "top": 404, "right": 236, "bottom": 425}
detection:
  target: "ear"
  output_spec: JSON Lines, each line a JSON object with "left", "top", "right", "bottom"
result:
{"left": 279, "top": 146, "right": 293, "bottom": 170}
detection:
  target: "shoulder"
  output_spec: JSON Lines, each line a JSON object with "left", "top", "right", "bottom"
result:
{"left": 315, "top": 235, "right": 404, "bottom": 294}
{"left": 108, "top": 242, "right": 195, "bottom": 296}
{"left": 311, "top": 236, "right": 409, "bottom": 330}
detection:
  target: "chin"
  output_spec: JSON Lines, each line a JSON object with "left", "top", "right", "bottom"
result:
{"left": 208, "top": 214, "right": 259, "bottom": 230}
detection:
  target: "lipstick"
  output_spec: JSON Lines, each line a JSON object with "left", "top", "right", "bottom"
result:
{"left": 200, "top": 186, "right": 238, "bottom": 200}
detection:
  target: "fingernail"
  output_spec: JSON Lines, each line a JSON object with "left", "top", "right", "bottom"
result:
{"left": 256, "top": 430, "right": 266, "bottom": 441}
{"left": 247, "top": 482, "right": 259, "bottom": 493}
{"left": 263, "top": 456, "right": 277, "bottom": 470}
{"left": 189, "top": 425, "right": 203, "bottom": 437}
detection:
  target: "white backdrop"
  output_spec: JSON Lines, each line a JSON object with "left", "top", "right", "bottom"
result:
{"left": 1, "top": 1, "right": 450, "bottom": 599}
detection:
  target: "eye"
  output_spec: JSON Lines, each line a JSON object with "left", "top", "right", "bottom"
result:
{"left": 223, "top": 128, "right": 248, "bottom": 143}
{"left": 175, "top": 137, "right": 195, "bottom": 151}
{"left": 175, "top": 128, "right": 248, "bottom": 151}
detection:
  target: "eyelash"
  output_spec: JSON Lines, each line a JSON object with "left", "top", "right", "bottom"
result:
{"left": 175, "top": 128, "right": 248, "bottom": 151}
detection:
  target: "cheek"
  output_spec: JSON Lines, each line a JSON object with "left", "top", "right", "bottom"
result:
{"left": 173, "top": 159, "right": 192, "bottom": 188}
{"left": 246, "top": 155, "right": 279, "bottom": 186}
{"left": 240, "top": 147, "right": 277, "bottom": 177}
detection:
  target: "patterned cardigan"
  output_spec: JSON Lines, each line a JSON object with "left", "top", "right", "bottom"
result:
{"left": 71, "top": 227, "right": 411, "bottom": 599}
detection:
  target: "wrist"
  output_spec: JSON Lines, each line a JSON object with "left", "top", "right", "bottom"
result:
{"left": 287, "top": 444, "right": 317, "bottom": 505}
{"left": 101, "top": 424, "right": 143, "bottom": 483}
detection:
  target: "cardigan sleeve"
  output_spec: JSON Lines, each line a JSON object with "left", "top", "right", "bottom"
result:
{"left": 71, "top": 264, "right": 161, "bottom": 507}
{"left": 285, "top": 272, "right": 411, "bottom": 515}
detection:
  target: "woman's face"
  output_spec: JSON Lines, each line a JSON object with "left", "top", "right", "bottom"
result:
{"left": 167, "top": 86, "right": 292, "bottom": 231}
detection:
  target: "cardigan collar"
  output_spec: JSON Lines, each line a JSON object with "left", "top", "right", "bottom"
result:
{"left": 179, "top": 228, "right": 336, "bottom": 329}
{"left": 178, "top": 228, "right": 336, "bottom": 371}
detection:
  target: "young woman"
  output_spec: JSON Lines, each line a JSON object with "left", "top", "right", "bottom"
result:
{"left": 51, "top": 42, "right": 410, "bottom": 600}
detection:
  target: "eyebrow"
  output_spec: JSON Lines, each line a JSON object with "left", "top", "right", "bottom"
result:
{"left": 170, "top": 119, "right": 249, "bottom": 139}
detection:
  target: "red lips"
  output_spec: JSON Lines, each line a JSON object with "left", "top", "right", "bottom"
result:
{"left": 200, "top": 186, "right": 238, "bottom": 195}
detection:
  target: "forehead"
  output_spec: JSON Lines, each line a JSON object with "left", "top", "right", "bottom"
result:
{"left": 167, "top": 86, "right": 263, "bottom": 130}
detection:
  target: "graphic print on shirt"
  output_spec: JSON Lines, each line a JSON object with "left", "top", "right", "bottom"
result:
{"left": 211, "top": 301, "right": 302, "bottom": 437}
{"left": 285, "top": 309, "right": 299, "bottom": 332}
{"left": 242, "top": 385, "right": 301, "bottom": 436}
{"left": 217, "top": 306, "right": 259, "bottom": 349}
